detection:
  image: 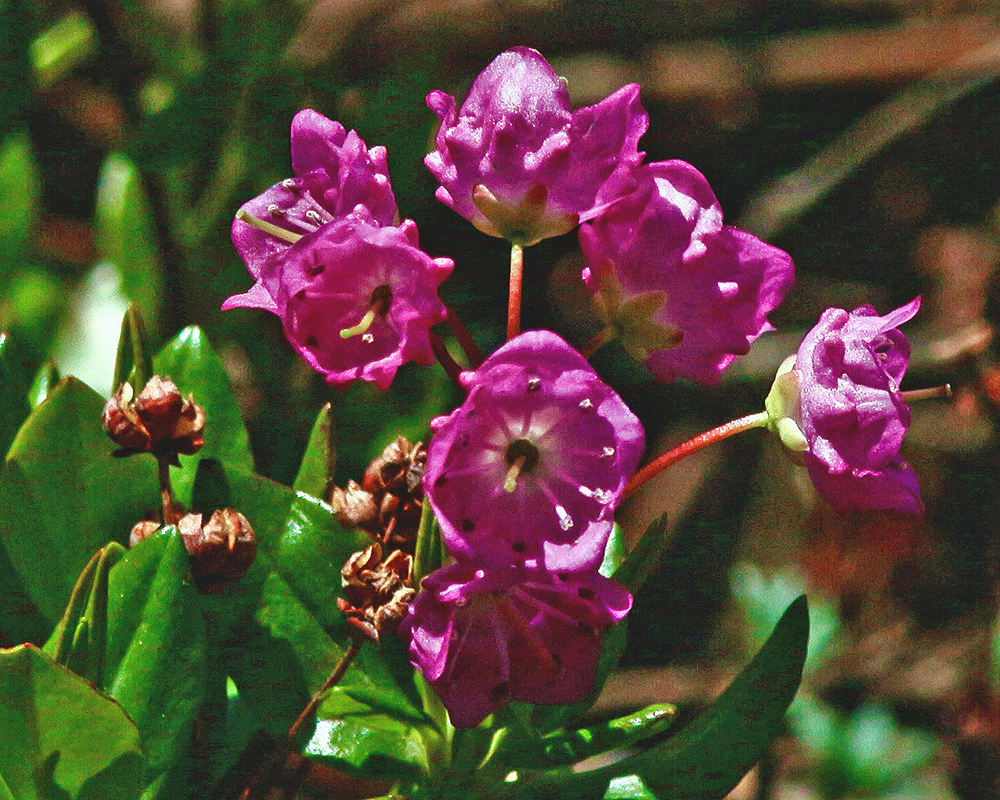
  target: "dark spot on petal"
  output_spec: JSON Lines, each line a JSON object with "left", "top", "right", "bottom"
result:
{"left": 511, "top": 540, "right": 526, "bottom": 553}
{"left": 557, "top": 573, "right": 570, "bottom": 581}
{"left": 490, "top": 682, "right": 511, "bottom": 703}
{"left": 434, "top": 474, "right": 449, "bottom": 487}
{"left": 305, "top": 335, "right": 319, "bottom": 347}
{"left": 462, "top": 518, "right": 475, "bottom": 532}
{"left": 578, "top": 587, "right": 596, "bottom": 600}
{"left": 306, "top": 263, "right": 324, "bottom": 278}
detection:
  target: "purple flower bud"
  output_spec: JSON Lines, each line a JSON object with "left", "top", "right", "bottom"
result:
{"left": 425, "top": 47, "right": 648, "bottom": 246}
{"left": 793, "top": 297, "right": 923, "bottom": 513}
{"left": 424, "top": 330, "right": 644, "bottom": 572}
{"left": 227, "top": 109, "right": 398, "bottom": 312}
{"left": 401, "top": 562, "right": 632, "bottom": 728}
{"left": 227, "top": 214, "right": 453, "bottom": 390}
{"left": 579, "top": 160, "right": 795, "bottom": 385}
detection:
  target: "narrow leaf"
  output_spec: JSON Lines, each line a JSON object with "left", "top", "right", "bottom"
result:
{"left": 113, "top": 303, "right": 154, "bottom": 393}
{"left": 27, "top": 359, "right": 59, "bottom": 408}
{"left": 612, "top": 513, "right": 668, "bottom": 595}
{"left": 0, "top": 333, "right": 30, "bottom": 460}
{"left": 293, "top": 403, "right": 335, "bottom": 499}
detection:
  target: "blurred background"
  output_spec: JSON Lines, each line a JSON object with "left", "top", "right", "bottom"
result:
{"left": 5, "top": 0, "right": 1000, "bottom": 796}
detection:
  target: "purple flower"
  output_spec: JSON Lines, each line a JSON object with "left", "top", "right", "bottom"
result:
{"left": 425, "top": 47, "right": 648, "bottom": 246}
{"left": 767, "top": 298, "right": 923, "bottom": 513}
{"left": 424, "top": 330, "right": 644, "bottom": 573}
{"left": 401, "top": 562, "right": 632, "bottom": 728}
{"left": 797, "top": 298, "right": 923, "bottom": 513}
{"left": 226, "top": 109, "right": 398, "bottom": 312}
{"left": 579, "top": 160, "right": 795, "bottom": 385}
{"left": 227, "top": 213, "right": 453, "bottom": 390}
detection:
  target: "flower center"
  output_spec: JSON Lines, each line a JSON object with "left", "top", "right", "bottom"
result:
{"left": 503, "top": 438, "right": 540, "bottom": 493}
{"left": 340, "top": 285, "right": 393, "bottom": 340}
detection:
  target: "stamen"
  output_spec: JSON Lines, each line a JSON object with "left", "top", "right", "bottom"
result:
{"left": 901, "top": 384, "right": 952, "bottom": 403}
{"left": 234, "top": 209, "right": 302, "bottom": 244}
{"left": 504, "top": 455, "right": 527, "bottom": 493}
{"left": 339, "top": 308, "right": 377, "bottom": 339}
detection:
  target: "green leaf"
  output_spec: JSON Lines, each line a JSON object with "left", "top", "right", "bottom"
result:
{"left": 153, "top": 326, "right": 254, "bottom": 504}
{"left": 612, "top": 513, "right": 668, "bottom": 595}
{"left": 500, "top": 596, "right": 809, "bottom": 800}
{"left": 0, "top": 378, "right": 159, "bottom": 628}
{"left": 412, "top": 499, "right": 443, "bottom": 585}
{"left": 44, "top": 541, "right": 125, "bottom": 687}
{"left": 27, "top": 360, "right": 59, "bottom": 408}
{"left": 113, "top": 304, "right": 155, "bottom": 394}
{"left": 0, "top": 333, "right": 30, "bottom": 460}
{"left": 0, "top": 644, "right": 144, "bottom": 800}
{"left": 104, "top": 530, "right": 208, "bottom": 791}
{"left": 0, "top": 131, "right": 39, "bottom": 262}
{"left": 293, "top": 403, "right": 335, "bottom": 498}
{"left": 94, "top": 153, "right": 163, "bottom": 333}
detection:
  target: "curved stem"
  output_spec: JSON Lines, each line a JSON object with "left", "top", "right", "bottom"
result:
{"left": 287, "top": 638, "right": 362, "bottom": 739}
{"left": 430, "top": 330, "right": 465, "bottom": 390}
{"left": 507, "top": 243, "right": 524, "bottom": 340}
{"left": 624, "top": 411, "right": 770, "bottom": 498}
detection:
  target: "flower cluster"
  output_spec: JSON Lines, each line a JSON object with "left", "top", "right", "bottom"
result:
{"left": 402, "top": 331, "right": 642, "bottom": 726}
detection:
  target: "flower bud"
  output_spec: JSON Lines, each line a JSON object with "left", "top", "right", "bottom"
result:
{"left": 102, "top": 376, "right": 206, "bottom": 464}
{"left": 179, "top": 509, "right": 256, "bottom": 593}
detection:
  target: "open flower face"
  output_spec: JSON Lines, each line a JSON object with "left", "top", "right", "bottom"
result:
{"left": 425, "top": 47, "right": 648, "bottom": 245}
{"left": 795, "top": 298, "right": 923, "bottom": 513}
{"left": 402, "top": 563, "right": 632, "bottom": 728}
{"left": 227, "top": 109, "right": 398, "bottom": 313}
{"left": 424, "top": 331, "right": 644, "bottom": 572}
{"left": 579, "top": 160, "right": 794, "bottom": 385}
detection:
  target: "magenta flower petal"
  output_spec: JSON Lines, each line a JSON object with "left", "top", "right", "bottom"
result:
{"left": 425, "top": 47, "right": 648, "bottom": 245}
{"left": 579, "top": 160, "right": 795, "bottom": 385}
{"left": 232, "top": 215, "right": 453, "bottom": 390}
{"left": 401, "top": 563, "right": 631, "bottom": 728}
{"left": 796, "top": 297, "right": 923, "bottom": 513}
{"left": 424, "top": 330, "right": 644, "bottom": 572}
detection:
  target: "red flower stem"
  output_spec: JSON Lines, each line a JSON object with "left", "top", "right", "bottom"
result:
{"left": 507, "top": 243, "right": 524, "bottom": 340}
{"left": 580, "top": 325, "right": 618, "bottom": 359}
{"left": 447, "top": 306, "right": 485, "bottom": 367}
{"left": 287, "top": 637, "right": 362, "bottom": 739}
{"left": 901, "top": 384, "right": 951, "bottom": 402}
{"left": 624, "top": 411, "right": 770, "bottom": 499}
{"left": 158, "top": 457, "right": 179, "bottom": 525}
{"left": 430, "top": 330, "right": 465, "bottom": 389}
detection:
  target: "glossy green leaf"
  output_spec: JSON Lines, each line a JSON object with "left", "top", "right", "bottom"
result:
{"left": 499, "top": 596, "right": 809, "bottom": 800}
{"left": 153, "top": 326, "right": 254, "bottom": 504}
{"left": 0, "top": 378, "right": 159, "bottom": 627}
{"left": 95, "top": 153, "right": 163, "bottom": 333}
{"left": 293, "top": 403, "right": 335, "bottom": 499}
{"left": 0, "top": 644, "right": 144, "bottom": 800}
{"left": 27, "top": 360, "right": 59, "bottom": 408}
{"left": 604, "top": 775, "right": 656, "bottom": 800}
{"left": 0, "top": 333, "right": 30, "bottom": 460}
{"left": 44, "top": 541, "right": 125, "bottom": 688}
{"left": 0, "top": 131, "right": 39, "bottom": 261}
{"left": 113, "top": 304, "right": 155, "bottom": 394}
{"left": 105, "top": 530, "right": 208, "bottom": 791}
{"left": 497, "top": 704, "right": 676, "bottom": 770}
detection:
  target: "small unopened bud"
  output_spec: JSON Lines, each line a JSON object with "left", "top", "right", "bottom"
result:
{"left": 337, "top": 542, "right": 414, "bottom": 642}
{"left": 180, "top": 509, "right": 256, "bottom": 593}
{"left": 330, "top": 481, "right": 379, "bottom": 532}
{"left": 102, "top": 376, "right": 206, "bottom": 464}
